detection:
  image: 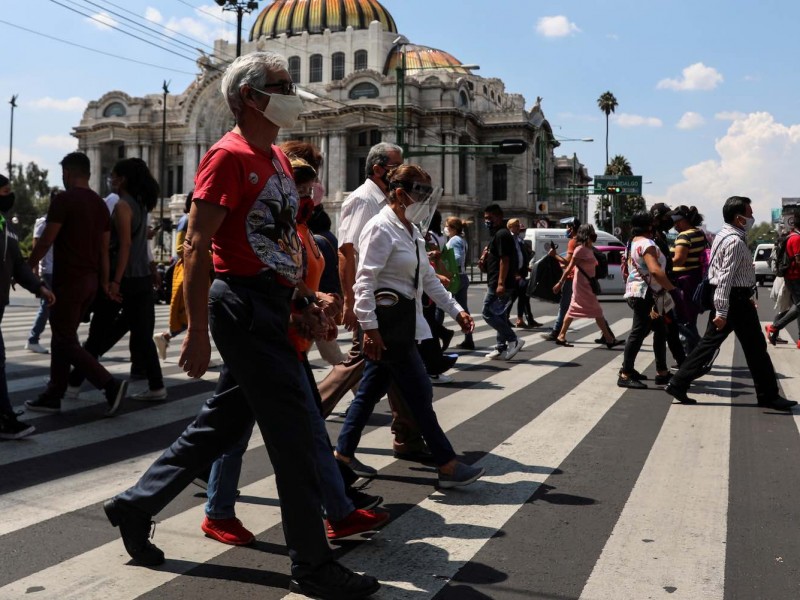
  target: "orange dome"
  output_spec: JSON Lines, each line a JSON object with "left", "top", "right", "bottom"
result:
{"left": 249, "top": 0, "right": 397, "bottom": 40}
{"left": 384, "top": 43, "right": 473, "bottom": 76}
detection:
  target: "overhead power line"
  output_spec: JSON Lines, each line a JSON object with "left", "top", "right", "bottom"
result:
{"left": 0, "top": 17, "right": 196, "bottom": 75}
{"left": 174, "top": 0, "right": 231, "bottom": 24}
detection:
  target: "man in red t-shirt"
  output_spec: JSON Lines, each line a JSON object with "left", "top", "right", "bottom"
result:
{"left": 767, "top": 209, "right": 800, "bottom": 347}
{"left": 25, "top": 152, "right": 128, "bottom": 416}
{"left": 103, "top": 52, "right": 380, "bottom": 599}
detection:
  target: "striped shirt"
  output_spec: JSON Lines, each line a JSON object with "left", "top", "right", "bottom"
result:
{"left": 671, "top": 227, "right": 706, "bottom": 273}
{"left": 707, "top": 224, "right": 755, "bottom": 319}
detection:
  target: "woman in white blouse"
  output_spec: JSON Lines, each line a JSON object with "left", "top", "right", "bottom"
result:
{"left": 333, "top": 165, "right": 484, "bottom": 489}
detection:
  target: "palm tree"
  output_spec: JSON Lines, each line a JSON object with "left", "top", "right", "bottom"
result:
{"left": 597, "top": 91, "right": 618, "bottom": 167}
{"left": 605, "top": 154, "right": 632, "bottom": 176}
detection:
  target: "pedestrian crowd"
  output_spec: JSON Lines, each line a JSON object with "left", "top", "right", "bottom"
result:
{"left": 1, "top": 50, "right": 798, "bottom": 599}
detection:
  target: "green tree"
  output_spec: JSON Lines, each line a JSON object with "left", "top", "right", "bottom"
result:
{"left": 9, "top": 161, "right": 51, "bottom": 245}
{"left": 597, "top": 91, "right": 618, "bottom": 168}
{"left": 746, "top": 221, "right": 777, "bottom": 251}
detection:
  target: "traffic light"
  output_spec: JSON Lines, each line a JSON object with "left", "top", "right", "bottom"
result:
{"left": 606, "top": 185, "right": 622, "bottom": 194}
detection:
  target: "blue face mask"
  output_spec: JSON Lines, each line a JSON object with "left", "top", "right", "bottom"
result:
{"left": 565, "top": 229, "right": 571, "bottom": 238}
{"left": 484, "top": 220, "right": 493, "bottom": 229}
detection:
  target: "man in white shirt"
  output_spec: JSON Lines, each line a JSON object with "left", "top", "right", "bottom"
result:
{"left": 25, "top": 213, "right": 54, "bottom": 353}
{"left": 317, "top": 142, "right": 433, "bottom": 463}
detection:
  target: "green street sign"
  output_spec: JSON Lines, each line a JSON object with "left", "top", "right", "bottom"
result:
{"left": 593, "top": 175, "right": 642, "bottom": 195}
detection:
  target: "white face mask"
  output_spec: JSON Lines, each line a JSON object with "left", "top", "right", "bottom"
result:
{"left": 739, "top": 215, "right": 755, "bottom": 232}
{"left": 404, "top": 201, "right": 429, "bottom": 224}
{"left": 252, "top": 89, "right": 304, "bottom": 128}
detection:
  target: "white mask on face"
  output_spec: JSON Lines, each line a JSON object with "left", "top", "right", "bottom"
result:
{"left": 740, "top": 215, "right": 755, "bottom": 232}
{"left": 404, "top": 201, "right": 429, "bottom": 224}
{"left": 252, "top": 89, "right": 304, "bottom": 128}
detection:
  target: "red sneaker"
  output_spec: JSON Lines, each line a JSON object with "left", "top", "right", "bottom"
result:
{"left": 326, "top": 509, "right": 390, "bottom": 540}
{"left": 765, "top": 324, "right": 779, "bottom": 346}
{"left": 201, "top": 516, "right": 255, "bottom": 546}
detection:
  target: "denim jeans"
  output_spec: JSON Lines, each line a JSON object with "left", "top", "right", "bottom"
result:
{"left": 28, "top": 273, "right": 53, "bottom": 344}
{"left": 118, "top": 277, "right": 332, "bottom": 577}
{"left": 205, "top": 359, "right": 354, "bottom": 522}
{"left": 550, "top": 279, "right": 573, "bottom": 336}
{"left": 336, "top": 346, "right": 456, "bottom": 467}
{"left": 482, "top": 288, "right": 518, "bottom": 349}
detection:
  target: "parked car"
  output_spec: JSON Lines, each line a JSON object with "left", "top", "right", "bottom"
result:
{"left": 753, "top": 243, "right": 775, "bottom": 286}
{"left": 594, "top": 245, "right": 626, "bottom": 297}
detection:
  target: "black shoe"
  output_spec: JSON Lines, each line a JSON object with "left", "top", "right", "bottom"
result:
{"left": 290, "top": 560, "right": 380, "bottom": 599}
{"left": 605, "top": 338, "right": 625, "bottom": 349}
{"left": 103, "top": 498, "right": 165, "bottom": 566}
{"left": 628, "top": 369, "right": 648, "bottom": 381}
{"left": 664, "top": 383, "right": 697, "bottom": 405}
{"left": 456, "top": 340, "right": 475, "bottom": 351}
{"left": 540, "top": 332, "right": 558, "bottom": 342}
{"left": 670, "top": 363, "right": 683, "bottom": 371}
{"left": 440, "top": 329, "right": 455, "bottom": 352}
{"left": 595, "top": 337, "right": 605, "bottom": 344}
{"left": 654, "top": 372, "right": 673, "bottom": 386}
{"left": 24, "top": 395, "right": 61, "bottom": 414}
{"left": 347, "top": 489, "right": 383, "bottom": 511}
{"left": 757, "top": 397, "right": 798, "bottom": 411}
{"left": 0, "top": 411, "right": 36, "bottom": 440}
{"left": 105, "top": 379, "right": 128, "bottom": 417}
{"left": 528, "top": 319, "right": 543, "bottom": 328}
{"left": 393, "top": 448, "right": 435, "bottom": 464}
{"left": 617, "top": 374, "right": 647, "bottom": 389}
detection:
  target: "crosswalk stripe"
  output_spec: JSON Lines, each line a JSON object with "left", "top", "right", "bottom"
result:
{"left": 580, "top": 339, "right": 735, "bottom": 599}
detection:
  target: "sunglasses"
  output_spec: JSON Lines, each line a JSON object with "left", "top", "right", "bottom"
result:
{"left": 257, "top": 80, "right": 297, "bottom": 96}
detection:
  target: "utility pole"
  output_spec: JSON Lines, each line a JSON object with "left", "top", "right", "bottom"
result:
{"left": 8, "top": 94, "right": 18, "bottom": 177}
{"left": 214, "top": 1, "right": 260, "bottom": 58}
{"left": 159, "top": 80, "right": 170, "bottom": 257}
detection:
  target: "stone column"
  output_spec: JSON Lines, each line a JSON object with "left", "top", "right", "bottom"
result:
{"left": 87, "top": 145, "right": 102, "bottom": 194}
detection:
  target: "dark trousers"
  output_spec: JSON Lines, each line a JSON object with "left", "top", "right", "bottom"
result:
{"left": 671, "top": 289, "right": 779, "bottom": 402}
{"left": 70, "top": 276, "right": 163, "bottom": 390}
{"left": 623, "top": 294, "right": 668, "bottom": 373}
{"left": 772, "top": 278, "right": 800, "bottom": 333}
{"left": 0, "top": 307, "right": 11, "bottom": 415}
{"left": 42, "top": 274, "right": 114, "bottom": 401}
{"left": 117, "top": 278, "right": 331, "bottom": 576}
{"left": 317, "top": 330, "right": 426, "bottom": 454}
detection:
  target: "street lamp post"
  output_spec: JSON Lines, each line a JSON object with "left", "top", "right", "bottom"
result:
{"left": 214, "top": 0, "right": 260, "bottom": 58}
{"left": 7, "top": 94, "right": 17, "bottom": 177}
{"left": 159, "top": 80, "right": 170, "bottom": 258}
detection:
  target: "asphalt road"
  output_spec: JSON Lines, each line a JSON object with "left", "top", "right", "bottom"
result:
{"left": 2, "top": 283, "right": 799, "bottom": 600}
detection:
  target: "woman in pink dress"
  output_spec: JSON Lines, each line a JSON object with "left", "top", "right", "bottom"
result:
{"left": 552, "top": 224, "right": 622, "bottom": 348}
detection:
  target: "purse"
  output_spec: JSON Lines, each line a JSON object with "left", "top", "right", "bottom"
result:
{"left": 691, "top": 234, "right": 734, "bottom": 313}
{"left": 575, "top": 262, "right": 602, "bottom": 295}
{"left": 373, "top": 239, "right": 420, "bottom": 357}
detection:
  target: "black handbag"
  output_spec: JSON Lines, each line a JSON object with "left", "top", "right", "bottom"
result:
{"left": 575, "top": 262, "right": 602, "bottom": 295}
{"left": 691, "top": 234, "right": 734, "bottom": 313}
{"left": 373, "top": 238, "right": 420, "bottom": 356}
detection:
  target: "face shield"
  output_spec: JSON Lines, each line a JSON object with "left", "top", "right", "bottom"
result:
{"left": 414, "top": 184, "right": 443, "bottom": 232}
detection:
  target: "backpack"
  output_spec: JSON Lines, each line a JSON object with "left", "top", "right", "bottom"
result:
{"left": 773, "top": 232, "right": 798, "bottom": 277}
{"left": 593, "top": 248, "right": 609, "bottom": 279}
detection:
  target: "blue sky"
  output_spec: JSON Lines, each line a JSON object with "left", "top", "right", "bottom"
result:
{"left": 3, "top": 0, "right": 800, "bottom": 230}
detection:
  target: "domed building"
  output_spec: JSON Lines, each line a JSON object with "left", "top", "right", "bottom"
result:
{"left": 73, "top": 0, "right": 590, "bottom": 258}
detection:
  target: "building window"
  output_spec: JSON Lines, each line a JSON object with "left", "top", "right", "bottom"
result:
{"left": 370, "top": 129, "right": 381, "bottom": 146}
{"left": 348, "top": 82, "right": 379, "bottom": 99}
{"left": 354, "top": 49, "right": 368, "bottom": 71}
{"left": 458, "top": 148, "right": 468, "bottom": 195}
{"left": 459, "top": 90, "right": 469, "bottom": 109}
{"left": 103, "top": 102, "right": 126, "bottom": 117}
{"left": 117, "top": 144, "right": 125, "bottom": 159}
{"left": 309, "top": 54, "right": 322, "bottom": 83}
{"left": 167, "top": 167, "right": 174, "bottom": 197}
{"left": 177, "top": 165, "right": 184, "bottom": 195}
{"left": 288, "top": 56, "right": 301, "bottom": 83}
{"left": 492, "top": 164, "right": 507, "bottom": 201}
{"left": 332, "top": 52, "right": 345, "bottom": 81}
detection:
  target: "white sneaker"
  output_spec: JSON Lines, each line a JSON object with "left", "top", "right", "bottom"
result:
{"left": 504, "top": 339, "right": 526, "bottom": 361}
{"left": 486, "top": 347, "right": 505, "bottom": 360}
{"left": 132, "top": 388, "right": 168, "bottom": 401}
{"left": 63, "top": 385, "right": 82, "bottom": 400}
{"left": 430, "top": 373, "right": 454, "bottom": 384}
{"left": 153, "top": 333, "right": 170, "bottom": 360}
{"left": 25, "top": 342, "right": 49, "bottom": 354}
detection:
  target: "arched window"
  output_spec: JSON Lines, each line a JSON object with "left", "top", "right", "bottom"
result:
{"left": 348, "top": 82, "right": 380, "bottom": 99}
{"left": 103, "top": 102, "right": 126, "bottom": 117}
{"left": 309, "top": 54, "right": 323, "bottom": 83}
{"left": 332, "top": 52, "right": 345, "bottom": 81}
{"left": 458, "top": 90, "right": 469, "bottom": 109}
{"left": 288, "top": 56, "right": 301, "bottom": 83}
{"left": 354, "top": 49, "right": 368, "bottom": 71}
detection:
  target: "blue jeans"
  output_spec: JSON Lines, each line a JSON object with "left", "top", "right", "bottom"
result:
{"left": 117, "top": 277, "right": 332, "bottom": 577}
{"left": 28, "top": 273, "right": 53, "bottom": 344}
{"left": 205, "top": 359, "right": 354, "bottom": 522}
{"left": 336, "top": 346, "right": 456, "bottom": 467}
{"left": 482, "top": 289, "right": 517, "bottom": 349}
{"left": 550, "top": 279, "right": 573, "bottom": 336}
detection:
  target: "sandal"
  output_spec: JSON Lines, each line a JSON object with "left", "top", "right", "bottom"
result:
{"left": 555, "top": 338, "right": 574, "bottom": 347}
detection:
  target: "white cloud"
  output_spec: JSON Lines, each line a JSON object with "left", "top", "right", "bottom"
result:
{"left": 606, "top": 33, "right": 619, "bottom": 41}
{"left": 613, "top": 113, "right": 663, "bottom": 128}
{"left": 27, "top": 96, "right": 87, "bottom": 112}
{"left": 155, "top": 4, "right": 237, "bottom": 45}
{"left": 657, "top": 62, "right": 723, "bottom": 91}
{"left": 536, "top": 16, "right": 581, "bottom": 38}
{"left": 145, "top": 7, "right": 163, "bottom": 23}
{"left": 677, "top": 112, "right": 705, "bottom": 130}
{"left": 87, "top": 11, "right": 118, "bottom": 31}
{"left": 657, "top": 112, "right": 800, "bottom": 230}
{"left": 35, "top": 135, "right": 78, "bottom": 151}
{"left": 715, "top": 111, "right": 747, "bottom": 121}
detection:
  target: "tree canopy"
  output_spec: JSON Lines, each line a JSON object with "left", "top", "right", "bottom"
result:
{"left": 9, "top": 161, "right": 54, "bottom": 249}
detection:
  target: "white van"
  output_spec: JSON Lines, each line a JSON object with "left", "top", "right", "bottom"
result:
{"left": 753, "top": 243, "right": 775, "bottom": 286}
{"left": 524, "top": 228, "right": 626, "bottom": 296}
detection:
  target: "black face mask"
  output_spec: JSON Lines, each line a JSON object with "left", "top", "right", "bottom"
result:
{"left": 0, "top": 192, "right": 15, "bottom": 213}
